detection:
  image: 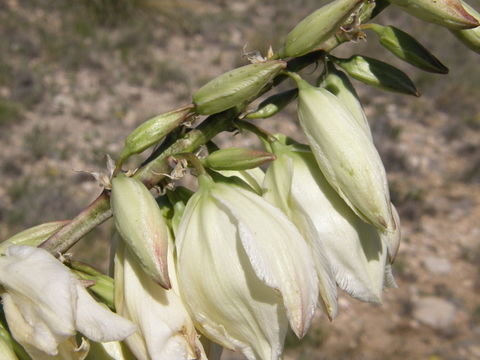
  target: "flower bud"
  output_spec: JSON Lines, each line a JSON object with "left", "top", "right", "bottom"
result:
{"left": 389, "top": 0, "right": 479, "bottom": 29}
{"left": 193, "top": 61, "right": 286, "bottom": 115}
{"left": 279, "top": 0, "right": 363, "bottom": 58}
{"left": 176, "top": 174, "right": 319, "bottom": 358}
{"left": 246, "top": 88, "right": 298, "bottom": 119}
{"left": 333, "top": 55, "right": 420, "bottom": 96}
{"left": 368, "top": 24, "right": 449, "bottom": 74}
{"left": 110, "top": 174, "right": 171, "bottom": 289}
{"left": 117, "top": 106, "right": 194, "bottom": 166}
{"left": 202, "top": 147, "right": 276, "bottom": 171}
{"left": 291, "top": 74, "right": 395, "bottom": 232}
{"left": 451, "top": 1, "right": 480, "bottom": 54}
{"left": 0, "top": 220, "right": 68, "bottom": 254}
{"left": 318, "top": 63, "right": 372, "bottom": 140}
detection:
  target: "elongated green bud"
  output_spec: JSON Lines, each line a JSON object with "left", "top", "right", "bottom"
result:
{"left": 279, "top": 0, "right": 363, "bottom": 58}
{"left": 333, "top": 55, "right": 420, "bottom": 96}
{"left": 166, "top": 187, "right": 193, "bottom": 235}
{"left": 202, "top": 147, "right": 276, "bottom": 171}
{"left": 117, "top": 106, "right": 194, "bottom": 167}
{"left": 388, "top": 0, "right": 479, "bottom": 29}
{"left": 0, "top": 220, "right": 68, "bottom": 254}
{"left": 111, "top": 174, "right": 171, "bottom": 289}
{"left": 193, "top": 61, "right": 286, "bottom": 115}
{"left": 70, "top": 261, "right": 115, "bottom": 310}
{"left": 451, "top": 1, "right": 480, "bottom": 54}
{"left": 246, "top": 88, "right": 298, "bottom": 119}
{"left": 368, "top": 24, "right": 449, "bottom": 73}
{"left": 318, "top": 63, "right": 372, "bottom": 140}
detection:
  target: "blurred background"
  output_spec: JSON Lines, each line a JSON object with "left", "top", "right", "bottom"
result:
{"left": 0, "top": 0, "right": 479, "bottom": 359}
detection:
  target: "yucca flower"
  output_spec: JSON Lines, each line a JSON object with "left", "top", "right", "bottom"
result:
{"left": 176, "top": 174, "right": 319, "bottom": 360}
{"left": 0, "top": 245, "right": 136, "bottom": 359}
{"left": 264, "top": 136, "right": 399, "bottom": 303}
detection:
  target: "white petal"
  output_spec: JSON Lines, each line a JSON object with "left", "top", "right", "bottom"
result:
{"left": 212, "top": 183, "right": 319, "bottom": 338}
{"left": 177, "top": 190, "right": 287, "bottom": 360}
{"left": 115, "top": 238, "right": 203, "bottom": 360}
{"left": 263, "top": 152, "right": 338, "bottom": 319}
{"left": 74, "top": 281, "right": 136, "bottom": 343}
{"left": 0, "top": 246, "right": 77, "bottom": 352}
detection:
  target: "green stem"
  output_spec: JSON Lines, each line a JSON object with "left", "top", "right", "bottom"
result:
{"left": 235, "top": 120, "right": 277, "bottom": 144}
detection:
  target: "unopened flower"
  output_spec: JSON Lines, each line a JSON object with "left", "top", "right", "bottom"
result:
{"left": 0, "top": 246, "right": 136, "bottom": 358}
{"left": 290, "top": 73, "right": 395, "bottom": 232}
{"left": 111, "top": 174, "right": 171, "bottom": 289}
{"left": 176, "top": 174, "right": 319, "bottom": 360}
{"left": 114, "top": 235, "right": 206, "bottom": 360}
{"left": 264, "top": 137, "right": 399, "bottom": 303}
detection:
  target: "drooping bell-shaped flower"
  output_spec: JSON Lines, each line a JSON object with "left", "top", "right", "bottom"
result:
{"left": 176, "top": 174, "right": 319, "bottom": 360}
{"left": 264, "top": 137, "right": 399, "bottom": 303}
{"left": 114, "top": 235, "right": 206, "bottom": 360}
{"left": 290, "top": 73, "right": 395, "bottom": 232}
{"left": 0, "top": 245, "right": 136, "bottom": 359}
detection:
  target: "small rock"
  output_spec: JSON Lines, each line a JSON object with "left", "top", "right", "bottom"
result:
{"left": 423, "top": 256, "right": 452, "bottom": 275}
{"left": 413, "top": 296, "right": 456, "bottom": 331}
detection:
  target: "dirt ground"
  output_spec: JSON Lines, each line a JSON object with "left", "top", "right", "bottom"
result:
{"left": 0, "top": 1, "right": 479, "bottom": 359}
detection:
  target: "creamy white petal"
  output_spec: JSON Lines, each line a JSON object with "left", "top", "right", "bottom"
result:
{"left": 75, "top": 283, "right": 136, "bottom": 343}
{"left": 263, "top": 151, "right": 338, "bottom": 319}
{"left": 0, "top": 246, "right": 135, "bottom": 358}
{"left": 177, "top": 188, "right": 288, "bottom": 360}
{"left": 217, "top": 168, "right": 265, "bottom": 194}
{"left": 115, "top": 237, "right": 204, "bottom": 360}
{"left": 212, "top": 182, "right": 319, "bottom": 338}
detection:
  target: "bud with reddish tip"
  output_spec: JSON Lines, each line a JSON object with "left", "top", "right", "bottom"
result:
{"left": 111, "top": 174, "right": 171, "bottom": 289}
{"left": 389, "top": 0, "right": 479, "bottom": 30}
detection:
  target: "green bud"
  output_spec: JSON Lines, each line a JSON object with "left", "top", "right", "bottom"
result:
{"left": 318, "top": 63, "right": 372, "bottom": 140}
{"left": 70, "top": 261, "right": 115, "bottom": 310}
{"left": 333, "top": 55, "right": 420, "bottom": 96}
{"left": 202, "top": 147, "right": 276, "bottom": 171}
{"left": 246, "top": 88, "right": 298, "bottom": 119}
{"left": 111, "top": 174, "right": 171, "bottom": 289}
{"left": 451, "top": 1, "right": 480, "bottom": 54}
{"left": 118, "top": 106, "right": 194, "bottom": 166}
{"left": 368, "top": 24, "right": 448, "bottom": 73}
{"left": 0, "top": 221, "right": 68, "bottom": 255}
{"left": 279, "top": 0, "right": 364, "bottom": 58}
{"left": 193, "top": 61, "right": 286, "bottom": 115}
{"left": 389, "top": 0, "right": 479, "bottom": 29}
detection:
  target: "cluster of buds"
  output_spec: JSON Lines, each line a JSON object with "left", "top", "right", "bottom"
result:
{"left": 0, "top": 0, "right": 478, "bottom": 359}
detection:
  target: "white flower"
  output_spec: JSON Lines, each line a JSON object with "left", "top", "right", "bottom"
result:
{"left": 0, "top": 246, "right": 136, "bottom": 358}
{"left": 264, "top": 138, "right": 399, "bottom": 303}
{"left": 292, "top": 74, "right": 395, "bottom": 232}
{"left": 114, "top": 236, "right": 206, "bottom": 360}
{"left": 176, "top": 174, "right": 319, "bottom": 360}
